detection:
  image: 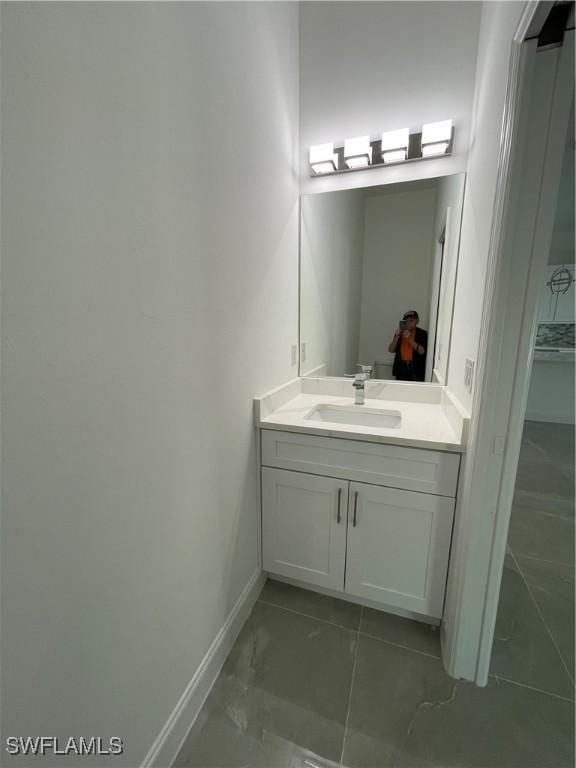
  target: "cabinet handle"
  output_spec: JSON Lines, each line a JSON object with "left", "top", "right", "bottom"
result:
{"left": 353, "top": 491, "right": 358, "bottom": 527}
{"left": 337, "top": 488, "right": 342, "bottom": 524}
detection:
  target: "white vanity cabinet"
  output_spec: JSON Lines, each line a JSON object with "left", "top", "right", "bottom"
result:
{"left": 260, "top": 429, "right": 460, "bottom": 620}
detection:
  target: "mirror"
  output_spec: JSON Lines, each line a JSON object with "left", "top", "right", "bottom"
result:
{"left": 299, "top": 173, "right": 465, "bottom": 383}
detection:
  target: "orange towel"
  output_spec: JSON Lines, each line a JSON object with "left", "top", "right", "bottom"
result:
{"left": 400, "top": 331, "right": 414, "bottom": 362}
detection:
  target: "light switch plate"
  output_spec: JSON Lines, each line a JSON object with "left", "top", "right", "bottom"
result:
{"left": 464, "top": 358, "right": 476, "bottom": 393}
{"left": 291, "top": 345, "right": 298, "bottom": 367}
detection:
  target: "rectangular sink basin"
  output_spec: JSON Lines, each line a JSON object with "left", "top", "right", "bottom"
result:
{"left": 305, "top": 404, "right": 402, "bottom": 429}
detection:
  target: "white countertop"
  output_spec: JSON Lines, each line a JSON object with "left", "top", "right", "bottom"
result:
{"left": 254, "top": 378, "right": 469, "bottom": 452}
{"left": 533, "top": 348, "right": 575, "bottom": 363}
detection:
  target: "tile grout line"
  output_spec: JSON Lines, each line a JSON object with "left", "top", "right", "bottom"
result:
{"left": 339, "top": 605, "right": 362, "bottom": 768}
{"left": 256, "top": 599, "right": 354, "bottom": 632}
{"left": 508, "top": 549, "right": 575, "bottom": 690}
{"left": 511, "top": 504, "right": 575, "bottom": 523}
{"left": 257, "top": 598, "right": 441, "bottom": 660}
{"left": 512, "top": 551, "right": 575, "bottom": 570}
{"left": 360, "top": 631, "right": 441, "bottom": 661}
{"left": 512, "top": 510, "right": 575, "bottom": 526}
{"left": 489, "top": 672, "right": 575, "bottom": 704}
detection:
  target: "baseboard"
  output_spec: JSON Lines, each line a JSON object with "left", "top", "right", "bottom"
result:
{"left": 525, "top": 411, "right": 575, "bottom": 425}
{"left": 432, "top": 368, "right": 445, "bottom": 385}
{"left": 141, "top": 568, "right": 265, "bottom": 768}
{"left": 302, "top": 363, "right": 327, "bottom": 377}
{"left": 266, "top": 573, "right": 440, "bottom": 626}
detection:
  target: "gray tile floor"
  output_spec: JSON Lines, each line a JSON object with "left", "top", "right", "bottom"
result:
{"left": 493, "top": 421, "right": 574, "bottom": 700}
{"left": 176, "top": 421, "right": 574, "bottom": 768}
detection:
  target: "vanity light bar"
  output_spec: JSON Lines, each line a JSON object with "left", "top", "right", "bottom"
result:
{"left": 344, "top": 136, "right": 372, "bottom": 169}
{"left": 381, "top": 128, "right": 409, "bottom": 164}
{"left": 421, "top": 119, "right": 452, "bottom": 145}
{"left": 309, "top": 142, "right": 339, "bottom": 174}
{"left": 421, "top": 120, "right": 453, "bottom": 158}
{"left": 382, "top": 149, "right": 408, "bottom": 164}
{"left": 422, "top": 141, "right": 450, "bottom": 157}
{"left": 309, "top": 120, "right": 454, "bottom": 176}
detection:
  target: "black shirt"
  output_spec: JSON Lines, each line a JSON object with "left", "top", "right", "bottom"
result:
{"left": 391, "top": 327, "right": 428, "bottom": 381}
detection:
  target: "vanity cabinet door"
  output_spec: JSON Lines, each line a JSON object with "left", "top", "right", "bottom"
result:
{"left": 345, "top": 482, "right": 454, "bottom": 618}
{"left": 261, "top": 468, "right": 348, "bottom": 591}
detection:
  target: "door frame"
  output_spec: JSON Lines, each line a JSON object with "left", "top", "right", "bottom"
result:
{"left": 426, "top": 216, "right": 445, "bottom": 383}
{"left": 442, "top": 2, "right": 574, "bottom": 684}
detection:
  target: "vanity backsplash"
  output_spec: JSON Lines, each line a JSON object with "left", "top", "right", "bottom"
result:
{"left": 535, "top": 322, "right": 575, "bottom": 349}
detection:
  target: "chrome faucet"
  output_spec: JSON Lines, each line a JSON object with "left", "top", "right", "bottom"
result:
{"left": 358, "top": 364, "right": 372, "bottom": 380}
{"left": 353, "top": 373, "right": 366, "bottom": 405}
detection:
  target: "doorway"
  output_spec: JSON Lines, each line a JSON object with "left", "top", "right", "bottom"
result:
{"left": 490, "top": 96, "right": 574, "bottom": 695}
{"left": 443, "top": 5, "right": 574, "bottom": 688}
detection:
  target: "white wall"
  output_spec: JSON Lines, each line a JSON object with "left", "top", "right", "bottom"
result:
{"left": 300, "top": 190, "right": 365, "bottom": 376}
{"left": 446, "top": 1, "right": 526, "bottom": 410}
{"left": 300, "top": 1, "right": 481, "bottom": 194}
{"left": 526, "top": 361, "right": 575, "bottom": 424}
{"left": 358, "top": 183, "right": 437, "bottom": 369}
{"left": 1, "top": 3, "right": 299, "bottom": 765}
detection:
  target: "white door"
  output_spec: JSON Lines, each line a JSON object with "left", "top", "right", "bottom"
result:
{"left": 345, "top": 482, "right": 455, "bottom": 617}
{"left": 261, "top": 468, "right": 348, "bottom": 591}
{"left": 459, "top": 32, "right": 574, "bottom": 685}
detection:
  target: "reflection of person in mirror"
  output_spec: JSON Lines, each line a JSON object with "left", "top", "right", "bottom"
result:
{"left": 388, "top": 310, "right": 428, "bottom": 382}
